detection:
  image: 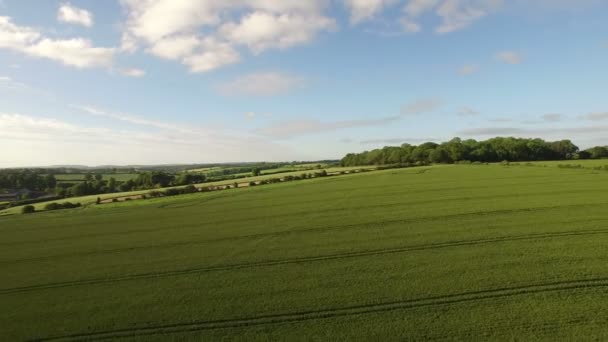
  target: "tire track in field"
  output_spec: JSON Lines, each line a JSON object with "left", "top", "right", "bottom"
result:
{"left": 4, "top": 228, "right": 608, "bottom": 295}
{"left": 3, "top": 198, "right": 608, "bottom": 248}
{"left": 0, "top": 174, "right": 589, "bottom": 235}
{"left": 156, "top": 176, "right": 593, "bottom": 211}
{"left": 33, "top": 277, "right": 608, "bottom": 341}
{"left": 2, "top": 214, "right": 607, "bottom": 266}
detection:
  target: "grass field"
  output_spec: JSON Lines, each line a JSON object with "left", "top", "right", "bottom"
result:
{"left": 2, "top": 162, "right": 608, "bottom": 340}
{"left": 526, "top": 159, "right": 608, "bottom": 168}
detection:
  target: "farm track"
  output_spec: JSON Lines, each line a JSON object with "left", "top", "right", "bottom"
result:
{"left": 4, "top": 228, "right": 608, "bottom": 295}
{"left": 3, "top": 195, "right": 607, "bottom": 248}
{"left": 2, "top": 213, "right": 607, "bottom": 265}
{"left": 33, "top": 277, "right": 608, "bottom": 341}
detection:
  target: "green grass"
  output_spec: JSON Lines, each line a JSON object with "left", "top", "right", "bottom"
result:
{"left": 2, "top": 162, "right": 608, "bottom": 340}
{"left": 524, "top": 159, "right": 608, "bottom": 168}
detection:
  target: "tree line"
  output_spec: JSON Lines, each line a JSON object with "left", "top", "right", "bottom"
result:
{"left": 341, "top": 137, "right": 608, "bottom": 166}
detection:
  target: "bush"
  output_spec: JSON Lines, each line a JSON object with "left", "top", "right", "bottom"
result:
{"left": 249, "top": 181, "right": 256, "bottom": 186}
{"left": 112, "top": 198, "right": 118, "bottom": 203}
{"left": 44, "top": 203, "right": 61, "bottom": 211}
{"left": 44, "top": 202, "right": 82, "bottom": 211}
{"left": 22, "top": 205, "right": 35, "bottom": 214}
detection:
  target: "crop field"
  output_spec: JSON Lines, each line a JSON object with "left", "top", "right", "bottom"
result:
{"left": 526, "top": 159, "right": 608, "bottom": 168}
{"left": 2, "top": 162, "right": 608, "bottom": 340}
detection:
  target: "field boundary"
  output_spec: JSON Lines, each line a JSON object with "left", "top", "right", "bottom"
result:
{"left": 34, "top": 277, "right": 608, "bottom": 341}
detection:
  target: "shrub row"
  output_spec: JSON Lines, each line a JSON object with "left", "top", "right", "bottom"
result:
{"left": 44, "top": 202, "right": 82, "bottom": 211}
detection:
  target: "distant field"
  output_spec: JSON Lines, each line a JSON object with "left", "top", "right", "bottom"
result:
{"left": 54, "top": 173, "right": 138, "bottom": 182}
{"left": 0, "top": 166, "right": 376, "bottom": 215}
{"left": 525, "top": 159, "right": 608, "bottom": 168}
{"left": 2, "top": 162, "right": 608, "bottom": 340}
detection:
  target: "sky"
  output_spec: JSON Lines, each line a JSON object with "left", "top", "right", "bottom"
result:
{"left": 1, "top": 0, "right": 607, "bottom": 167}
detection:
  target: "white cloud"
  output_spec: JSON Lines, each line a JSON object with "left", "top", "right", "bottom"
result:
{"left": 218, "top": 71, "right": 305, "bottom": 96}
{"left": 0, "top": 16, "right": 114, "bottom": 69}
{"left": 120, "top": 0, "right": 335, "bottom": 72}
{"left": 118, "top": 68, "right": 146, "bottom": 77}
{"left": 435, "top": 0, "right": 488, "bottom": 33}
{"left": 219, "top": 11, "right": 336, "bottom": 54}
{"left": 401, "top": 98, "right": 443, "bottom": 115}
{"left": 24, "top": 38, "right": 114, "bottom": 68}
{"left": 0, "top": 16, "right": 40, "bottom": 50}
{"left": 57, "top": 2, "right": 94, "bottom": 27}
{"left": 245, "top": 112, "right": 256, "bottom": 119}
{"left": 0, "top": 76, "right": 10, "bottom": 81}
{"left": 147, "top": 35, "right": 200, "bottom": 60}
{"left": 458, "top": 64, "right": 479, "bottom": 75}
{"left": 495, "top": 51, "right": 523, "bottom": 64}
{"left": 400, "top": 0, "right": 502, "bottom": 34}
{"left": 344, "top": 0, "right": 398, "bottom": 24}
{"left": 182, "top": 38, "right": 240, "bottom": 73}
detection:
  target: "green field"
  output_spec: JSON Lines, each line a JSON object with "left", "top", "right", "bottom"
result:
{"left": 526, "top": 159, "right": 608, "bottom": 168}
{"left": 2, "top": 162, "right": 608, "bottom": 340}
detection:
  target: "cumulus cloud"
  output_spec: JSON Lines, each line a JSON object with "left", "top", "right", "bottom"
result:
{"left": 458, "top": 64, "right": 479, "bottom": 75}
{"left": 495, "top": 51, "right": 523, "bottom": 64}
{"left": 344, "top": 0, "right": 399, "bottom": 24}
{"left": 57, "top": 3, "right": 94, "bottom": 27}
{"left": 218, "top": 71, "right": 305, "bottom": 96}
{"left": 219, "top": 11, "right": 336, "bottom": 54}
{"left": 120, "top": 0, "right": 335, "bottom": 72}
{"left": 401, "top": 98, "right": 443, "bottom": 115}
{"left": 0, "top": 16, "right": 114, "bottom": 69}
{"left": 256, "top": 116, "right": 400, "bottom": 139}
{"left": 24, "top": 38, "right": 113, "bottom": 68}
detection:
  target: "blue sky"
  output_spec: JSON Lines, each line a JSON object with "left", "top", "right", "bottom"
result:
{"left": 1, "top": 0, "right": 607, "bottom": 167}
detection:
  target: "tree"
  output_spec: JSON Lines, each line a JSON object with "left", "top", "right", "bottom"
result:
{"left": 251, "top": 168, "right": 261, "bottom": 177}
{"left": 95, "top": 174, "right": 103, "bottom": 181}
{"left": 108, "top": 177, "right": 117, "bottom": 192}
{"left": 84, "top": 173, "right": 94, "bottom": 182}
{"left": 44, "top": 174, "right": 57, "bottom": 189}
